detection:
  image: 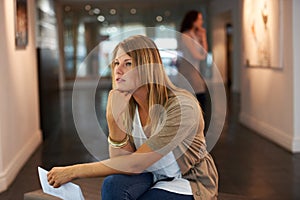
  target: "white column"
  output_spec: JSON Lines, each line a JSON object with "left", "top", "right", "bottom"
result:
{"left": 0, "top": 0, "right": 5, "bottom": 176}
{"left": 293, "top": 0, "right": 300, "bottom": 152}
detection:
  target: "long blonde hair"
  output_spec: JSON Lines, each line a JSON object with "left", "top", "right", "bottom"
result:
{"left": 110, "top": 35, "right": 197, "bottom": 135}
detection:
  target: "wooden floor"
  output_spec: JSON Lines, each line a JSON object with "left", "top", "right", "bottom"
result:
{"left": 0, "top": 89, "right": 299, "bottom": 200}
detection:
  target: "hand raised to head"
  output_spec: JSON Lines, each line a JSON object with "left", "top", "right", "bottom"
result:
{"left": 106, "top": 89, "right": 132, "bottom": 133}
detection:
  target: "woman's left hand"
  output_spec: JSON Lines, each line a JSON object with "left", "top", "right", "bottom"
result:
{"left": 47, "top": 166, "right": 75, "bottom": 188}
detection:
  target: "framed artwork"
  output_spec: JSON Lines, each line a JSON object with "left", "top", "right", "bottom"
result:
{"left": 15, "top": 0, "right": 28, "bottom": 48}
{"left": 243, "top": 0, "right": 283, "bottom": 69}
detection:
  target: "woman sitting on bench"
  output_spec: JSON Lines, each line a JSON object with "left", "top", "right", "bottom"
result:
{"left": 47, "top": 35, "right": 218, "bottom": 200}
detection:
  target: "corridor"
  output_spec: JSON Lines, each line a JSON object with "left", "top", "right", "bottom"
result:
{"left": 0, "top": 90, "right": 299, "bottom": 200}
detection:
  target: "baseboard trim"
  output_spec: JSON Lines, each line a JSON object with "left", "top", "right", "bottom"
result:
{"left": 239, "top": 112, "right": 299, "bottom": 153}
{"left": 0, "top": 129, "right": 42, "bottom": 192}
{"left": 292, "top": 137, "right": 300, "bottom": 152}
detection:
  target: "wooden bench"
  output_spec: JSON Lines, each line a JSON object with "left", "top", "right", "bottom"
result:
{"left": 24, "top": 177, "right": 254, "bottom": 200}
{"left": 24, "top": 191, "right": 254, "bottom": 200}
{"left": 24, "top": 177, "right": 103, "bottom": 200}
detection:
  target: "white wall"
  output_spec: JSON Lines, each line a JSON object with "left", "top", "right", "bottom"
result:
{"left": 240, "top": 0, "right": 299, "bottom": 152}
{"left": 211, "top": 11, "right": 230, "bottom": 84}
{"left": 209, "top": 0, "right": 243, "bottom": 92}
{"left": 0, "top": 0, "right": 42, "bottom": 192}
{"left": 293, "top": 0, "right": 300, "bottom": 151}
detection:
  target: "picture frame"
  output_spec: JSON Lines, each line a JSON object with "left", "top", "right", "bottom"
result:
{"left": 15, "top": 0, "right": 28, "bottom": 48}
{"left": 243, "top": 0, "right": 283, "bottom": 69}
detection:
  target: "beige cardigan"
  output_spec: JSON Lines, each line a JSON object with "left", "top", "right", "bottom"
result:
{"left": 144, "top": 92, "right": 218, "bottom": 200}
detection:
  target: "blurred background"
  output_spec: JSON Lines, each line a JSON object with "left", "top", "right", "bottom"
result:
{"left": 0, "top": 0, "right": 300, "bottom": 199}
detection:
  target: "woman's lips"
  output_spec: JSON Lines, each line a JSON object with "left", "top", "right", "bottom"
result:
{"left": 116, "top": 78, "right": 125, "bottom": 83}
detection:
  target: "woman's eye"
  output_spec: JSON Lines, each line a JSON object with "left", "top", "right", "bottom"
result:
{"left": 114, "top": 61, "right": 119, "bottom": 66}
{"left": 125, "top": 62, "right": 132, "bottom": 67}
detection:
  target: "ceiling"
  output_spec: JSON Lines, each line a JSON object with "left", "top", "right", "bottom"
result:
{"left": 55, "top": 0, "right": 208, "bottom": 26}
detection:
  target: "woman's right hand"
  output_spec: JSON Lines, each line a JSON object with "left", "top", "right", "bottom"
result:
{"left": 106, "top": 89, "right": 132, "bottom": 134}
{"left": 47, "top": 166, "right": 76, "bottom": 188}
{"left": 195, "top": 27, "right": 208, "bottom": 51}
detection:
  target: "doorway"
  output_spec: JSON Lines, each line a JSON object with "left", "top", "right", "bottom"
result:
{"left": 225, "top": 23, "right": 233, "bottom": 90}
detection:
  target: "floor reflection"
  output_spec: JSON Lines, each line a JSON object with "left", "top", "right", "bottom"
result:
{"left": 0, "top": 90, "right": 299, "bottom": 200}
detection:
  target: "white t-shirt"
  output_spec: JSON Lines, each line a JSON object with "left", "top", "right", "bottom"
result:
{"left": 132, "top": 107, "right": 193, "bottom": 195}
{"left": 177, "top": 32, "right": 206, "bottom": 94}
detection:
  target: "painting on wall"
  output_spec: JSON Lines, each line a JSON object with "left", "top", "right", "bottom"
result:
{"left": 15, "top": 0, "right": 28, "bottom": 48}
{"left": 244, "top": 0, "right": 283, "bottom": 69}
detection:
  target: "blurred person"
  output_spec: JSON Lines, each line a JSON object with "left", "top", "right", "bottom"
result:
{"left": 47, "top": 35, "right": 218, "bottom": 200}
{"left": 178, "top": 10, "right": 211, "bottom": 135}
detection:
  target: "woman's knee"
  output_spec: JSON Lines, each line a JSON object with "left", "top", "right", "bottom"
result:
{"left": 102, "top": 175, "right": 127, "bottom": 199}
{"left": 102, "top": 174, "right": 123, "bottom": 194}
{"left": 101, "top": 173, "right": 153, "bottom": 200}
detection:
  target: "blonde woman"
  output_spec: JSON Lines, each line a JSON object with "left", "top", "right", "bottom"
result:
{"left": 47, "top": 35, "right": 218, "bottom": 200}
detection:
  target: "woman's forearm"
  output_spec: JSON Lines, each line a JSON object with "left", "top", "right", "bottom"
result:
{"left": 48, "top": 153, "right": 140, "bottom": 188}
{"left": 72, "top": 159, "right": 134, "bottom": 179}
{"left": 109, "top": 142, "right": 135, "bottom": 157}
{"left": 200, "top": 35, "right": 208, "bottom": 52}
{"left": 106, "top": 90, "right": 136, "bottom": 157}
{"left": 47, "top": 157, "right": 135, "bottom": 188}
{"left": 76, "top": 144, "right": 161, "bottom": 178}
{"left": 48, "top": 142, "right": 162, "bottom": 188}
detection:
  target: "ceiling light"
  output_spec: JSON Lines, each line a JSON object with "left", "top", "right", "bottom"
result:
{"left": 93, "top": 8, "right": 100, "bottom": 15}
{"left": 88, "top": 10, "right": 94, "bottom": 15}
{"left": 159, "top": 25, "right": 166, "bottom": 30}
{"left": 156, "top": 16, "right": 163, "bottom": 22}
{"left": 97, "top": 15, "right": 105, "bottom": 22}
{"left": 110, "top": 9, "right": 116, "bottom": 15}
{"left": 64, "top": 6, "right": 71, "bottom": 12}
{"left": 85, "top": 5, "right": 91, "bottom": 11}
{"left": 130, "top": 8, "right": 136, "bottom": 14}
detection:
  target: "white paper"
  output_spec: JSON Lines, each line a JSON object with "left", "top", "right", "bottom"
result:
{"left": 38, "top": 167, "right": 85, "bottom": 200}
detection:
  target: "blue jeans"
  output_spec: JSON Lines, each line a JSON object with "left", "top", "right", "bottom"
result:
{"left": 101, "top": 173, "right": 194, "bottom": 200}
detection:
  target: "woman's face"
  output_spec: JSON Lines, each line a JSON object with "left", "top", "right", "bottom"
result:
{"left": 193, "top": 13, "right": 203, "bottom": 29}
{"left": 113, "top": 48, "right": 139, "bottom": 92}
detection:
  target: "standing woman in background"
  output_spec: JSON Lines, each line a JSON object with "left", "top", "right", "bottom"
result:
{"left": 178, "top": 10, "right": 211, "bottom": 135}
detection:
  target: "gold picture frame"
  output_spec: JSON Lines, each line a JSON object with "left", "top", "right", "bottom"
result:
{"left": 244, "top": 0, "right": 283, "bottom": 69}
{"left": 15, "top": 0, "right": 28, "bottom": 48}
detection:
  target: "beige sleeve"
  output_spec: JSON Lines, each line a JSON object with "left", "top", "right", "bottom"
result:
{"left": 145, "top": 96, "right": 201, "bottom": 155}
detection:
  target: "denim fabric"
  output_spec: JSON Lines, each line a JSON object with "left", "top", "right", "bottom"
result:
{"left": 101, "top": 173, "right": 153, "bottom": 200}
{"left": 101, "top": 173, "right": 194, "bottom": 200}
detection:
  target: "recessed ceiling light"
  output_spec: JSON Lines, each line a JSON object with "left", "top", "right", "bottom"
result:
{"left": 130, "top": 8, "right": 136, "bottom": 14}
{"left": 110, "top": 9, "right": 116, "bottom": 15}
{"left": 156, "top": 15, "right": 163, "bottom": 22}
{"left": 159, "top": 25, "right": 166, "bottom": 30}
{"left": 88, "top": 10, "right": 94, "bottom": 15}
{"left": 93, "top": 8, "right": 100, "bottom": 15}
{"left": 85, "top": 4, "right": 91, "bottom": 11}
{"left": 97, "top": 15, "right": 105, "bottom": 22}
{"left": 64, "top": 6, "right": 71, "bottom": 12}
